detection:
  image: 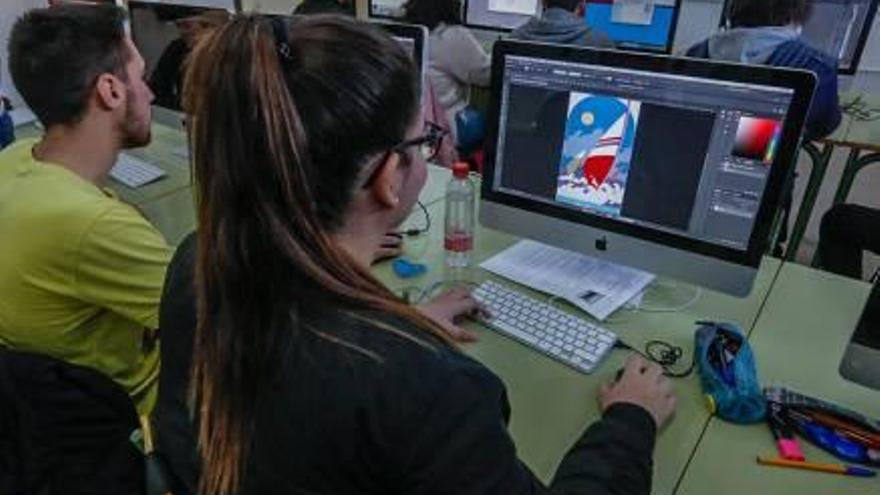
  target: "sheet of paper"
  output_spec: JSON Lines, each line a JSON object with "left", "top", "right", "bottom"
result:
{"left": 612, "top": 0, "right": 655, "bottom": 26}
{"left": 480, "top": 240, "right": 655, "bottom": 320}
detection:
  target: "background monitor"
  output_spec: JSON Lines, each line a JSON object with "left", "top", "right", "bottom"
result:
{"left": 369, "top": 0, "right": 408, "bottom": 19}
{"left": 719, "top": 0, "right": 879, "bottom": 75}
{"left": 128, "top": 1, "right": 233, "bottom": 128}
{"left": 481, "top": 40, "right": 815, "bottom": 296}
{"left": 371, "top": 20, "right": 429, "bottom": 98}
{"left": 465, "top": 0, "right": 540, "bottom": 31}
{"left": 583, "top": 0, "right": 681, "bottom": 53}
{"left": 839, "top": 281, "right": 880, "bottom": 390}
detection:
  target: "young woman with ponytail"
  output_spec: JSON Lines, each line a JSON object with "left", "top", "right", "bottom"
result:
{"left": 155, "top": 14, "right": 676, "bottom": 495}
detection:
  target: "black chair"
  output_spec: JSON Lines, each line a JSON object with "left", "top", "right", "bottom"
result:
{"left": 0, "top": 347, "right": 146, "bottom": 495}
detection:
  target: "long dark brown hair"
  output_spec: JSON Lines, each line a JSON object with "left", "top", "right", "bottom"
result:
{"left": 183, "top": 14, "right": 453, "bottom": 495}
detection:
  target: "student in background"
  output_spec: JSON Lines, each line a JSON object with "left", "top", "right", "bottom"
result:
{"left": 686, "top": 0, "right": 840, "bottom": 139}
{"left": 0, "top": 66, "right": 12, "bottom": 150}
{"left": 167, "top": 14, "right": 675, "bottom": 495}
{"left": 817, "top": 204, "right": 880, "bottom": 280}
{"left": 150, "top": 9, "right": 229, "bottom": 110}
{"left": 292, "top": 0, "right": 354, "bottom": 15}
{"left": 403, "top": 0, "right": 490, "bottom": 150}
{"left": 0, "top": 4, "right": 170, "bottom": 415}
{"left": 511, "top": 0, "right": 612, "bottom": 48}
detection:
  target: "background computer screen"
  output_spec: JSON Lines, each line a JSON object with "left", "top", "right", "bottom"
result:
{"left": 490, "top": 55, "right": 796, "bottom": 252}
{"left": 465, "top": 0, "right": 540, "bottom": 31}
{"left": 583, "top": 0, "right": 680, "bottom": 53}
{"left": 129, "top": 1, "right": 230, "bottom": 112}
{"left": 720, "top": 0, "right": 879, "bottom": 74}
{"left": 394, "top": 36, "right": 417, "bottom": 58}
{"left": 853, "top": 282, "right": 880, "bottom": 349}
{"left": 370, "top": 0, "right": 408, "bottom": 19}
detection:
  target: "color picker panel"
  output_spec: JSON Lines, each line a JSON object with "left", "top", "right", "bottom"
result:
{"left": 733, "top": 116, "right": 782, "bottom": 163}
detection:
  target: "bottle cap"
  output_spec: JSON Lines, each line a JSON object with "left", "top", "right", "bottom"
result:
{"left": 452, "top": 162, "right": 469, "bottom": 179}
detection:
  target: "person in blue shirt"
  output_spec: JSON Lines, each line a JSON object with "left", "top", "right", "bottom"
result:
{"left": 687, "top": 0, "right": 841, "bottom": 140}
{"left": 0, "top": 65, "right": 13, "bottom": 150}
{"left": 511, "top": 0, "right": 612, "bottom": 48}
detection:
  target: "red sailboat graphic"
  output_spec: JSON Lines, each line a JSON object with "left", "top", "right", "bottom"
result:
{"left": 582, "top": 111, "right": 626, "bottom": 188}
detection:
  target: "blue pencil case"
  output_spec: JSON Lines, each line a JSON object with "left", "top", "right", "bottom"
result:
{"left": 695, "top": 321, "right": 766, "bottom": 424}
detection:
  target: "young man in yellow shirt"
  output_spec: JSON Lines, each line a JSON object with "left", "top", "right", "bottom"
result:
{"left": 0, "top": 4, "right": 171, "bottom": 415}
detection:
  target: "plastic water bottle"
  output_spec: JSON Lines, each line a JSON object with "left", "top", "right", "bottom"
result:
{"left": 444, "top": 162, "right": 475, "bottom": 283}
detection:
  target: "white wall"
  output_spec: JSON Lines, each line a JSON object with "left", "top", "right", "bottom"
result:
{"left": 1, "top": 0, "right": 43, "bottom": 107}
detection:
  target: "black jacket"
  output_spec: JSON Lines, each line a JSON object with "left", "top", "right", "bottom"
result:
{"left": 155, "top": 233, "right": 657, "bottom": 495}
{"left": 0, "top": 348, "right": 144, "bottom": 495}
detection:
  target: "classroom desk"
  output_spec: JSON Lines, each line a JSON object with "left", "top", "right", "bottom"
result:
{"left": 787, "top": 91, "right": 880, "bottom": 261}
{"left": 370, "top": 168, "right": 783, "bottom": 495}
{"left": 675, "top": 263, "right": 879, "bottom": 495}
{"left": 15, "top": 122, "right": 191, "bottom": 207}
{"left": 139, "top": 162, "right": 782, "bottom": 495}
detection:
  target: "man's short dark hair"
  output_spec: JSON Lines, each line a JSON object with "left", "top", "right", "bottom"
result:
{"left": 545, "top": 0, "right": 582, "bottom": 12}
{"left": 9, "top": 4, "right": 129, "bottom": 127}
{"left": 728, "top": 0, "right": 813, "bottom": 28}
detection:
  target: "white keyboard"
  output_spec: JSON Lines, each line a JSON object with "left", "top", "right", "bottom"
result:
{"left": 110, "top": 153, "right": 166, "bottom": 188}
{"left": 473, "top": 280, "right": 617, "bottom": 373}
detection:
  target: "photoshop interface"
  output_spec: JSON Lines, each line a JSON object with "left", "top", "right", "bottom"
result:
{"left": 466, "top": 0, "right": 540, "bottom": 30}
{"left": 583, "top": 0, "right": 678, "bottom": 51}
{"left": 371, "top": 0, "right": 407, "bottom": 18}
{"left": 802, "top": 0, "right": 876, "bottom": 71}
{"left": 493, "top": 56, "right": 794, "bottom": 250}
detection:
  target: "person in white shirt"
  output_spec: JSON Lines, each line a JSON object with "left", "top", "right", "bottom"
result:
{"left": 403, "top": 0, "right": 489, "bottom": 149}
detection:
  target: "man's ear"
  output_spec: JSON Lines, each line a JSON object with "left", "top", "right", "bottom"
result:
{"left": 368, "top": 152, "right": 404, "bottom": 209}
{"left": 93, "top": 73, "right": 126, "bottom": 112}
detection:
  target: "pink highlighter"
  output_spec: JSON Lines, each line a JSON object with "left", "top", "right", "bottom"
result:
{"left": 768, "top": 402, "right": 806, "bottom": 461}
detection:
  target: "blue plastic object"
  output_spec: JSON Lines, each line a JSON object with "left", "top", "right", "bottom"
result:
{"left": 695, "top": 321, "right": 766, "bottom": 424}
{"left": 455, "top": 106, "right": 486, "bottom": 152}
{"left": 392, "top": 258, "right": 427, "bottom": 279}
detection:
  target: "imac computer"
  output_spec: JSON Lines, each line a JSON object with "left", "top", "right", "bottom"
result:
{"left": 481, "top": 40, "right": 815, "bottom": 296}
{"left": 465, "top": 0, "right": 541, "bottom": 31}
{"left": 371, "top": 20, "right": 430, "bottom": 98}
{"left": 720, "top": 0, "right": 879, "bottom": 75}
{"left": 840, "top": 281, "right": 880, "bottom": 390}
{"left": 369, "top": 0, "right": 408, "bottom": 19}
{"left": 582, "top": 0, "right": 681, "bottom": 53}
{"left": 128, "top": 1, "right": 235, "bottom": 129}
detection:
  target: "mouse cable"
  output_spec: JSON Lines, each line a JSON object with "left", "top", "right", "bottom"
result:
{"left": 613, "top": 339, "right": 695, "bottom": 378}
{"left": 396, "top": 200, "right": 431, "bottom": 237}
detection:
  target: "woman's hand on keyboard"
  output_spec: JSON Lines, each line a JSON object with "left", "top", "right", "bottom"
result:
{"left": 417, "top": 287, "right": 487, "bottom": 343}
{"left": 599, "top": 355, "right": 677, "bottom": 430}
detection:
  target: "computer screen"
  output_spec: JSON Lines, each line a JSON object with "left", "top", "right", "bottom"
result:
{"left": 372, "top": 21, "right": 429, "bottom": 98}
{"left": 465, "top": 0, "right": 541, "bottom": 31}
{"left": 370, "top": 0, "right": 408, "bottom": 19}
{"left": 840, "top": 281, "right": 880, "bottom": 389}
{"left": 129, "top": 1, "right": 232, "bottom": 114}
{"left": 720, "top": 0, "right": 879, "bottom": 74}
{"left": 482, "top": 41, "right": 814, "bottom": 296}
{"left": 583, "top": 0, "right": 681, "bottom": 53}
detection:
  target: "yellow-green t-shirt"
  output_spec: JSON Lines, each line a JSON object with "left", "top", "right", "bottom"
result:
{"left": 0, "top": 138, "right": 171, "bottom": 415}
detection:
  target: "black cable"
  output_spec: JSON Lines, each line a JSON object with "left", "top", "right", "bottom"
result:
{"left": 397, "top": 200, "right": 431, "bottom": 237}
{"left": 614, "top": 339, "right": 696, "bottom": 378}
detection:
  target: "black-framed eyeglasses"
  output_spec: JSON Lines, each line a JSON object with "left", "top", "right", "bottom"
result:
{"left": 391, "top": 121, "right": 448, "bottom": 162}
{"left": 359, "top": 122, "right": 449, "bottom": 189}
